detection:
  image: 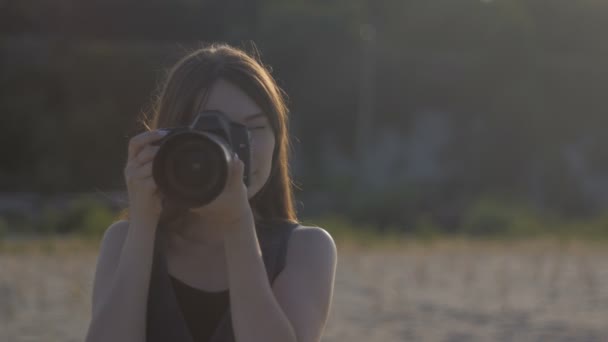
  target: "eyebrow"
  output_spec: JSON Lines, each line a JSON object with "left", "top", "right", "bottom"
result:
{"left": 244, "top": 112, "right": 266, "bottom": 122}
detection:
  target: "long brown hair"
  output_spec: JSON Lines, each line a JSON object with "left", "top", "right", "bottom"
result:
{"left": 118, "top": 42, "right": 298, "bottom": 225}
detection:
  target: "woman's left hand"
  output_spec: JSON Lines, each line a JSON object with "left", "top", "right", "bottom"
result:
{"left": 189, "top": 152, "right": 254, "bottom": 235}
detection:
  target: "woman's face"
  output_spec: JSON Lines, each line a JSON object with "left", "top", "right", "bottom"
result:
{"left": 196, "top": 78, "right": 276, "bottom": 200}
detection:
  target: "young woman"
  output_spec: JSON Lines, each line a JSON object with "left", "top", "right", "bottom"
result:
{"left": 85, "top": 43, "right": 337, "bottom": 342}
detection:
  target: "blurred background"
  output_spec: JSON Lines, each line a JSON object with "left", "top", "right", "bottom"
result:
{"left": 1, "top": 0, "right": 608, "bottom": 341}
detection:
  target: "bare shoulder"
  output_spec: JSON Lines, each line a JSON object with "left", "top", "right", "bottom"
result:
{"left": 96, "top": 219, "right": 130, "bottom": 270}
{"left": 291, "top": 225, "right": 336, "bottom": 246}
{"left": 99, "top": 220, "right": 130, "bottom": 252}
{"left": 288, "top": 225, "right": 337, "bottom": 263}
{"left": 271, "top": 224, "right": 337, "bottom": 342}
{"left": 91, "top": 220, "right": 130, "bottom": 310}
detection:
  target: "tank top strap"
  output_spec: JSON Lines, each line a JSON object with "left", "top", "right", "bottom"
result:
{"left": 207, "top": 219, "right": 300, "bottom": 342}
{"left": 256, "top": 219, "right": 300, "bottom": 283}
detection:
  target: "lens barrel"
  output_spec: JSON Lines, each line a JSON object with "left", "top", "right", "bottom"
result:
{"left": 152, "top": 131, "right": 233, "bottom": 208}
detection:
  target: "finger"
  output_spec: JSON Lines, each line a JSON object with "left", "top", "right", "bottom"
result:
{"left": 128, "top": 130, "right": 168, "bottom": 161}
{"left": 142, "top": 176, "right": 157, "bottom": 192}
{"left": 230, "top": 152, "right": 245, "bottom": 185}
{"left": 128, "top": 175, "right": 157, "bottom": 197}
{"left": 135, "top": 145, "right": 161, "bottom": 166}
{"left": 132, "top": 162, "right": 153, "bottom": 179}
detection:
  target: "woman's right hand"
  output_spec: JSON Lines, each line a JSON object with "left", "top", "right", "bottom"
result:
{"left": 123, "top": 129, "right": 168, "bottom": 223}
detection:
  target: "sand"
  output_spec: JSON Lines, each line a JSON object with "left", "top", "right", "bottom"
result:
{"left": 1, "top": 238, "right": 607, "bottom": 341}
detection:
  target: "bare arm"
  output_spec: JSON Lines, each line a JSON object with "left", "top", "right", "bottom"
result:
{"left": 270, "top": 226, "right": 337, "bottom": 342}
{"left": 223, "top": 215, "right": 298, "bottom": 342}
{"left": 85, "top": 218, "right": 158, "bottom": 342}
{"left": 223, "top": 219, "right": 337, "bottom": 342}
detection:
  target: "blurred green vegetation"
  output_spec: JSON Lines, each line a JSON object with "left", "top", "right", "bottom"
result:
{"left": 1, "top": 196, "right": 115, "bottom": 240}
{"left": 2, "top": 195, "right": 606, "bottom": 245}
{"left": 307, "top": 195, "right": 608, "bottom": 246}
{"left": 0, "top": 217, "right": 8, "bottom": 240}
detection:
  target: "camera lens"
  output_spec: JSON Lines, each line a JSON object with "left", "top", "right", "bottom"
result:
{"left": 153, "top": 132, "right": 229, "bottom": 207}
{"left": 167, "top": 140, "right": 221, "bottom": 193}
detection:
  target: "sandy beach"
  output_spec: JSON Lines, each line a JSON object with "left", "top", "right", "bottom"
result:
{"left": 1, "top": 238, "right": 607, "bottom": 341}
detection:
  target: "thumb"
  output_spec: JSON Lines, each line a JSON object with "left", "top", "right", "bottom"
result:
{"left": 230, "top": 152, "right": 245, "bottom": 185}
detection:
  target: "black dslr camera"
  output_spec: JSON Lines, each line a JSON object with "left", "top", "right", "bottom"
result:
{"left": 151, "top": 110, "right": 251, "bottom": 209}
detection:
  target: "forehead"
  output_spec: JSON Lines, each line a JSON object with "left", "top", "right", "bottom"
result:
{"left": 199, "top": 78, "right": 265, "bottom": 123}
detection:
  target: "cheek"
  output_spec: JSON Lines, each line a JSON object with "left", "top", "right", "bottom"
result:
{"left": 246, "top": 134, "right": 275, "bottom": 198}
{"left": 250, "top": 134, "right": 275, "bottom": 177}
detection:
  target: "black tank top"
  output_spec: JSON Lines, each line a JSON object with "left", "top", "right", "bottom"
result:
{"left": 147, "top": 218, "right": 299, "bottom": 342}
{"left": 169, "top": 275, "right": 230, "bottom": 342}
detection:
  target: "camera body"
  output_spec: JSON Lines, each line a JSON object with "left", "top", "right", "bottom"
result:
{"left": 151, "top": 110, "right": 251, "bottom": 209}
